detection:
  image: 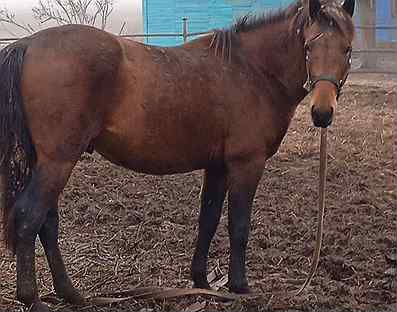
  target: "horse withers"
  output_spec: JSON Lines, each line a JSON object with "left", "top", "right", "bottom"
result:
{"left": 0, "top": 0, "right": 355, "bottom": 311}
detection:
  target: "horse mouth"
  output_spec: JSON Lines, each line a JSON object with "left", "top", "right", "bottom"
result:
{"left": 311, "top": 106, "right": 334, "bottom": 128}
{"left": 312, "top": 116, "right": 333, "bottom": 128}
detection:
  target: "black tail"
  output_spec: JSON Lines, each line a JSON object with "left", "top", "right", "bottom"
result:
{"left": 0, "top": 41, "right": 36, "bottom": 253}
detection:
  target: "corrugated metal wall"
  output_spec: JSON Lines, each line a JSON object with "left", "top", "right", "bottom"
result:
{"left": 143, "top": 0, "right": 293, "bottom": 46}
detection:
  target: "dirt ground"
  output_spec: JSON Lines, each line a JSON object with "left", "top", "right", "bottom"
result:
{"left": 0, "top": 75, "right": 396, "bottom": 312}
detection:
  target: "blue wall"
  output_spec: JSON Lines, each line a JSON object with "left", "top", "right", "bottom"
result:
{"left": 143, "top": 0, "right": 396, "bottom": 46}
{"left": 375, "top": 0, "right": 396, "bottom": 42}
{"left": 354, "top": 0, "right": 397, "bottom": 44}
{"left": 142, "top": 0, "right": 293, "bottom": 46}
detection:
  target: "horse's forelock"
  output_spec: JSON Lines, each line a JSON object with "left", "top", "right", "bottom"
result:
{"left": 292, "top": 1, "right": 354, "bottom": 39}
{"left": 320, "top": 4, "right": 355, "bottom": 39}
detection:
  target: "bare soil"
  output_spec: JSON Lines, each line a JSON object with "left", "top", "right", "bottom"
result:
{"left": 0, "top": 76, "right": 396, "bottom": 312}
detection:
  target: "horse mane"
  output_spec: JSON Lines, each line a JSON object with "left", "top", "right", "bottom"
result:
{"left": 231, "top": 1, "right": 302, "bottom": 33}
{"left": 208, "top": 0, "right": 354, "bottom": 61}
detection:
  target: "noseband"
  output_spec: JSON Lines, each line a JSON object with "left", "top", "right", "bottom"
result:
{"left": 303, "top": 32, "right": 352, "bottom": 99}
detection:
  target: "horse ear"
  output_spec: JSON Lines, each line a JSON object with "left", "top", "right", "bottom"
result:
{"left": 308, "top": 0, "right": 321, "bottom": 21}
{"left": 342, "top": 0, "right": 355, "bottom": 17}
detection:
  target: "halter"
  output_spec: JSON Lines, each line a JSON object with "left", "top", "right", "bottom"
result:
{"left": 303, "top": 32, "right": 352, "bottom": 99}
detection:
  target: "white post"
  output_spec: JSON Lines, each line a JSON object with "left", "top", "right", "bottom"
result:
{"left": 182, "top": 17, "right": 188, "bottom": 43}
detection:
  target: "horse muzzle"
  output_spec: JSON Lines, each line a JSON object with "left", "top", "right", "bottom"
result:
{"left": 311, "top": 105, "right": 334, "bottom": 128}
{"left": 309, "top": 81, "right": 338, "bottom": 128}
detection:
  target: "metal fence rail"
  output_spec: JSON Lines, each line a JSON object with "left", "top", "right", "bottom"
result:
{"left": 1, "top": 18, "right": 395, "bottom": 75}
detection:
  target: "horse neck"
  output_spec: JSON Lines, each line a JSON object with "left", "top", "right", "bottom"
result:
{"left": 236, "top": 19, "right": 307, "bottom": 103}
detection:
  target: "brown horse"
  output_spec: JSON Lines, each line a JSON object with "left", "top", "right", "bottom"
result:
{"left": 0, "top": 0, "right": 355, "bottom": 311}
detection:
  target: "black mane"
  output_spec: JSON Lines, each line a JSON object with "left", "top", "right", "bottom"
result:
{"left": 231, "top": 1, "right": 302, "bottom": 33}
{"left": 228, "top": 0, "right": 354, "bottom": 36}
{"left": 208, "top": 0, "right": 355, "bottom": 62}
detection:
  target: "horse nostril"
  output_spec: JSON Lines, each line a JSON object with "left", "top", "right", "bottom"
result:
{"left": 311, "top": 107, "right": 322, "bottom": 122}
{"left": 311, "top": 106, "right": 334, "bottom": 128}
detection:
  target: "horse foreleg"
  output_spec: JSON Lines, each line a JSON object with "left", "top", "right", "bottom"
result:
{"left": 191, "top": 167, "right": 227, "bottom": 289}
{"left": 39, "top": 207, "right": 85, "bottom": 305}
{"left": 227, "top": 159, "right": 264, "bottom": 294}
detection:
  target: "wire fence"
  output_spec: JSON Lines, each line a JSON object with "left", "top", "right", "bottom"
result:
{"left": 0, "top": 18, "right": 395, "bottom": 74}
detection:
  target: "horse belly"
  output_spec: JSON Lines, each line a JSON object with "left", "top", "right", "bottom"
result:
{"left": 94, "top": 121, "right": 222, "bottom": 175}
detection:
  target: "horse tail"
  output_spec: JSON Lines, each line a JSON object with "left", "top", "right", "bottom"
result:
{"left": 0, "top": 41, "right": 36, "bottom": 253}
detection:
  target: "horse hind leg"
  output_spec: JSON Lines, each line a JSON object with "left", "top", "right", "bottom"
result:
{"left": 13, "top": 162, "right": 77, "bottom": 311}
{"left": 39, "top": 205, "right": 85, "bottom": 305}
{"left": 191, "top": 167, "right": 227, "bottom": 289}
{"left": 13, "top": 169, "right": 51, "bottom": 311}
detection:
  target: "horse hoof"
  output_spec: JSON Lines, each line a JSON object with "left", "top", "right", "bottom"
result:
{"left": 28, "top": 301, "right": 50, "bottom": 312}
{"left": 59, "top": 289, "right": 86, "bottom": 305}
{"left": 193, "top": 280, "right": 211, "bottom": 290}
{"left": 192, "top": 272, "right": 211, "bottom": 290}
{"left": 229, "top": 285, "right": 251, "bottom": 294}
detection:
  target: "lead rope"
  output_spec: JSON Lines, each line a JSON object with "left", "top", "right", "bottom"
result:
{"left": 80, "top": 128, "right": 328, "bottom": 306}
{"left": 293, "top": 127, "right": 328, "bottom": 296}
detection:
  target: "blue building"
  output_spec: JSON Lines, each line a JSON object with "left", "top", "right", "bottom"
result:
{"left": 142, "top": 0, "right": 396, "bottom": 46}
{"left": 142, "top": 0, "right": 293, "bottom": 46}
{"left": 375, "top": 0, "right": 396, "bottom": 43}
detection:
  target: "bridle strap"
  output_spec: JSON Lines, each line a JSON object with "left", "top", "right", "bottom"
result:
{"left": 303, "top": 32, "right": 351, "bottom": 99}
{"left": 312, "top": 76, "right": 340, "bottom": 90}
{"left": 309, "top": 76, "right": 344, "bottom": 99}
